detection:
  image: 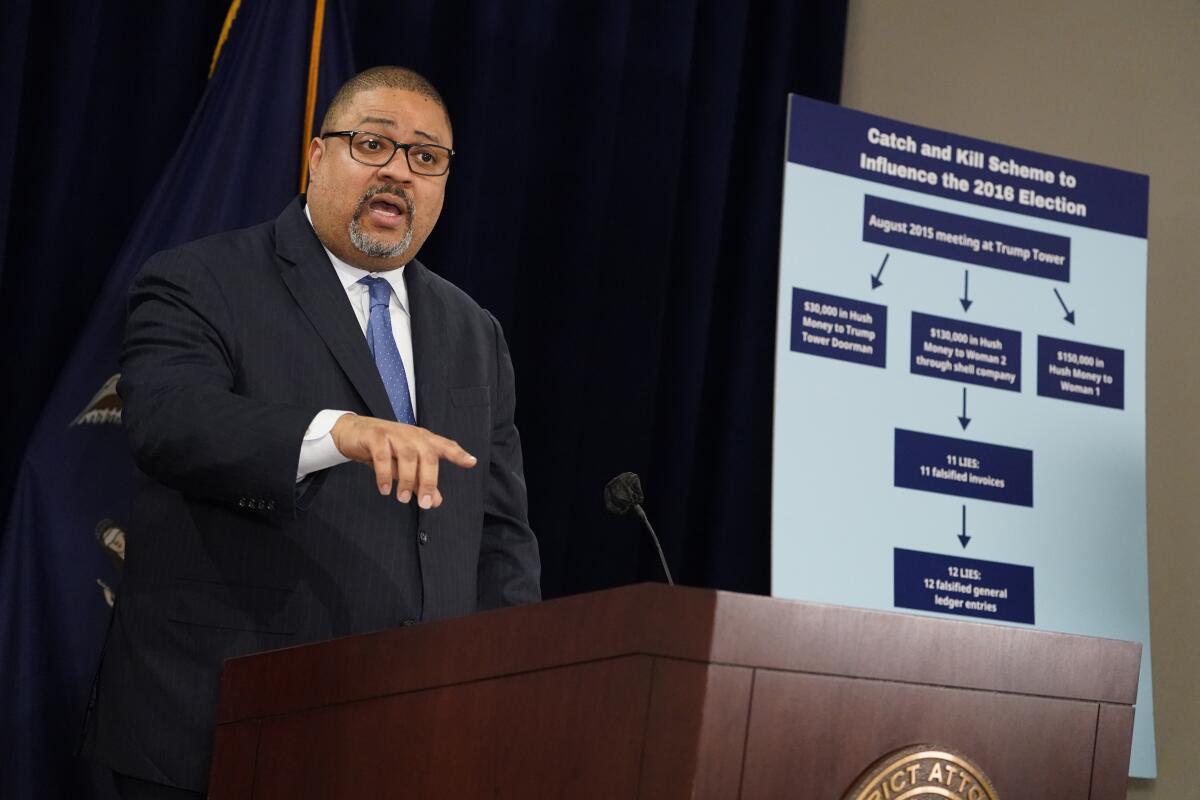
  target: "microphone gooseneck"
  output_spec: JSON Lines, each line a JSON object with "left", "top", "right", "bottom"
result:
{"left": 631, "top": 503, "right": 674, "bottom": 586}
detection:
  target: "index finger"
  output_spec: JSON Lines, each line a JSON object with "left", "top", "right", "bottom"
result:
{"left": 433, "top": 436, "right": 477, "bottom": 468}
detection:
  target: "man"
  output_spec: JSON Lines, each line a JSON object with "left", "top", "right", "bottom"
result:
{"left": 82, "top": 66, "right": 541, "bottom": 798}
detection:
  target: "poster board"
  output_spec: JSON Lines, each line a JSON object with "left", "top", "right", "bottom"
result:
{"left": 771, "top": 96, "right": 1154, "bottom": 776}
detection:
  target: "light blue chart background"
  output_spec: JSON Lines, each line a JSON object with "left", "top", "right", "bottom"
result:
{"left": 771, "top": 134, "right": 1154, "bottom": 773}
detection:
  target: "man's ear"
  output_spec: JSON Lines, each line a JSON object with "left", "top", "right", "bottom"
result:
{"left": 307, "top": 137, "right": 325, "bottom": 182}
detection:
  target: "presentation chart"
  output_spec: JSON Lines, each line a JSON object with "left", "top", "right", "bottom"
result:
{"left": 771, "top": 96, "right": 1154, "bottom": 776}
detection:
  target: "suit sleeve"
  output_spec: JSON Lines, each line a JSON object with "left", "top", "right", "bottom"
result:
{"left": 476, "top": 313, "right": 542, "bottom": 609}
{"left": 119, "top": 247, "right": 315, "bottom": 518}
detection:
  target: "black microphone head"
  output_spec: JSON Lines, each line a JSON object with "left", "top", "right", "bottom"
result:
{"left": 603, "top": 472, "right": 644, "bottom": 515}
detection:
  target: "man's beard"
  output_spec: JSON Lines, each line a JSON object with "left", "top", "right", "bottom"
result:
{"left": 349, "top": 185, "right": 415, "bottom": 259}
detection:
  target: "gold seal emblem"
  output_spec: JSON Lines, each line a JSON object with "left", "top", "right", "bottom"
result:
{"left": 843, "top": 744, "right": 1000, "bottom": 800}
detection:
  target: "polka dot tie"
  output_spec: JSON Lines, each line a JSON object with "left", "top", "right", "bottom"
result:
{"left": 359, "top": 276, "right": 416, "bottom": 424}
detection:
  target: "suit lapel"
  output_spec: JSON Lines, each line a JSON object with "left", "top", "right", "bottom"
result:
{"left": 405, "top": 260, "right": 450, "bottom": 435}
{"left": 274, "top": 198, "right": 396, "bottom": 421}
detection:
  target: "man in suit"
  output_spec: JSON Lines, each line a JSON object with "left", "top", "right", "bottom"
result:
{"left": 82, "top": 66, "right": 541, "bottom": 799}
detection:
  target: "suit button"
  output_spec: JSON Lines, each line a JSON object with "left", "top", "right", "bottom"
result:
{"left": 418, "top": 530, "right": 428, "bottom": 545}
{"left": 238, "top": 498, "right": 246, "bottom": 507}
{"left": 266, "top": 500, "right": 275, "bottom": 511}
{"left": 401, "top": 618, "right": 417, "bottom": 626}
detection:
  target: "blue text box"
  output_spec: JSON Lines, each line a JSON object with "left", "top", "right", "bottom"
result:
{"left": 787, "top": 95, "right": 1148, "bottom": 238}
{"left": 791, "top": 288, "right": 887, "bottom": 368}
{"left": 911, "top": 312, "right": 1021, "bottom": 392}
{"left": 894, "top": 429, "right": 1033, "bottom": 507}
{"left": 863, "top": 195, "right": 1070, "bottom": 281}
{"left": 894, "top": 548, "right": 1035, "bottom": 624}
{"left": 1037, "top": 336, "right": 1125, "bottom": 410}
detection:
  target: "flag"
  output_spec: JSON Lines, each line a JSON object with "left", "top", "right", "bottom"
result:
{"left": 0, "top": 1, "right": 353, "bottom": 796}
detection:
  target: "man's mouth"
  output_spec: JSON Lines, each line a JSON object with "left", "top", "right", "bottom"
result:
{"left": 354, "top": 186, "right": 413, "bottom": 230}
{"left": 367, "top": 196, "right": 406, "bottom": 218}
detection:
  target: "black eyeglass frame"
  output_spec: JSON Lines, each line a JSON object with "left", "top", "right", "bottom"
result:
{"left": 321, "top": 130, "right": 455, "bottom": 176}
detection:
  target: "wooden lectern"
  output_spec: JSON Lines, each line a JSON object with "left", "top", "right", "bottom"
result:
{"left": 209, "top": 584, "right": 1139, "bottom": 798}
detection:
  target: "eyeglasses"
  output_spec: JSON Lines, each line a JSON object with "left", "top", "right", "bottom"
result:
{"left": 321, "top": 130, "right": 455, "bottom": 176}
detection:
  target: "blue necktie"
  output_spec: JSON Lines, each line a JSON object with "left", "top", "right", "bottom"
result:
{"left": 359, "top": 276, "right": 416, "bottom": 424}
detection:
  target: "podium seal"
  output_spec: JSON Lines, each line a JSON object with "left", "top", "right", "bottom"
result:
{"left": 843, "top": 744, "right": 1000, "bottom": 800}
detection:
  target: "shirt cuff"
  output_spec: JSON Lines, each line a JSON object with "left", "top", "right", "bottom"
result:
{"left": 296, "top": 410, "right": 354, "bottom": 482}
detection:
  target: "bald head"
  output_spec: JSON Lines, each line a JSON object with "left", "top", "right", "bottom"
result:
{"left": 321, "top": 66, "right": 451, "bottom": 134}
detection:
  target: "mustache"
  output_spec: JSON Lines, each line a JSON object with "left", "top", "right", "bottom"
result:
{"left": 353, "top": 185, "right": 415, "bottom": 220}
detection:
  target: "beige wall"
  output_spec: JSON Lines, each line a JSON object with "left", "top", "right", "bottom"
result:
{"left": 841, "top": 2, "right": 1199, "bottom": 797}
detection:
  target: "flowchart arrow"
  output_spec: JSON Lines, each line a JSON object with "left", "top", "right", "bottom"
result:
{"left": 870, "top": 253, "right": 889, "bottom": 290}
{"left": 958, "top": 387, "right": 971, "bottom": 430}
{"left": 959, "top": 505, "right": 971, "bottom": 548}
{"left": 959, "top": 270, "right": 973, "bottom": 311}
{"left": 1053, "top": 288, "right": 1076, "bottom": 324}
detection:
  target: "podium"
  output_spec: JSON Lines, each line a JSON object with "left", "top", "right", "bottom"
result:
{"left": 209, "top": 584, "right": 1139, "bottom": 798}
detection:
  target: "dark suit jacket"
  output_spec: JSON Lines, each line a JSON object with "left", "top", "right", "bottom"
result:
{"left": 82, "top": 197, "right": 540, "bottom": 791}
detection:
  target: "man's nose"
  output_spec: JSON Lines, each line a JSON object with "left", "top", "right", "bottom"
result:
{"left": 378, "top": 150, "right": 415, "bottom": 183}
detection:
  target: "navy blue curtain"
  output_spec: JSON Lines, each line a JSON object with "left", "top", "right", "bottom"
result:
{"left": 347, "top": 0, "right": 848, "bottom": 596}
{"left": 0, "top": 1, "right": 846, "bottom": 796}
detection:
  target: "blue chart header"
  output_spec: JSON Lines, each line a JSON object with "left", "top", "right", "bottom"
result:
{"left": 788, "top": 95, "right": 1148, "bottom": 238}
{"left": 863, "top": 196, "right": 1071, "bottom": 281}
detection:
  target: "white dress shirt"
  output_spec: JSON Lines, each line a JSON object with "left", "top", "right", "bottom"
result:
{"left": 296, "top": 206, "right": 418, "bottom": 481}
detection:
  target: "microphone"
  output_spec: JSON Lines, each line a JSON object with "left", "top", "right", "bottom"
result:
{"left": 603, "top": 472, "right": 674, "bottom": 585}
